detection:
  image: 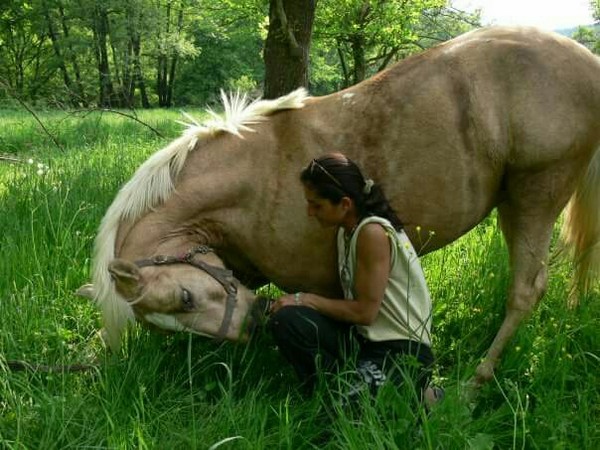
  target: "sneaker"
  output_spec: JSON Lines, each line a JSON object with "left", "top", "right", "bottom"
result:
{"left": 342, "top": 359, "right": 387, "bottom": 405}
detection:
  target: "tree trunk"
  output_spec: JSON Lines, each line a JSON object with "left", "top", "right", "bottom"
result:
{"left": 166, "top": 3, "right": 184, "bottom": 107}
{"left": 350, "top": 33, "right": 366, "bottom": 84}
{"left": 122, "top": 40, "right": 134, "bottom": 108}
{"left": 125, "top": 2, "right": 150, "bottom": 108}
{"left": 132, "top": 34, "right": 150, "bottom": 108}
{"left": 58, "top": 2, "right": 86, "bottom": 104}
{"left": 42, "top": 0, "right": 73, "bottom": 97}
{"left": 156, "top": 0, "right": 171, "bottom": 107}
{"left": 263, "top": 0, "right": 316, "bottom": 99}
{"left": 350, "top": 1, "right": 371, "bottom": 85}
{"left": 336, "top": 40, "right": 350, "bottom": 88}
{"left": 93, "top": 2, "right": 114, "bottom": 107}
{"left": 109, "top": 39, "right": 124, "bottom": 106}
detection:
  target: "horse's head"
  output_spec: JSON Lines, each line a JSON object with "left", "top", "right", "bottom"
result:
{"left": 106, "top": 246, "right": 261, "bottom": 342}
{"left": 80, "top": 89, "right": 309, "bottom": 350}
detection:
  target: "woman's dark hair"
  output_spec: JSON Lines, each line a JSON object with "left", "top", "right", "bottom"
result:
{"left": 300, "top": 153, "right": 403, "bottom": 230}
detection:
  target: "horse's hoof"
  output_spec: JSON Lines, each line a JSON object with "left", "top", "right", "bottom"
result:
{"left": 460, "top": 378, "right": 482, "bottom": 408}
{"left": 424, "top": 385, "right": 445, "bottom": 409}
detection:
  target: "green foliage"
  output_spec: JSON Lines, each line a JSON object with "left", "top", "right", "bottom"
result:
{"left": 572, "top": 24, "right": 600, "bottom": 54}
{"left": 0, "top": 110, "right": 599, "bottom": 448}
{"left": 311, "top": 0, "right": 479, "bottom": 88}
{"left": 0, "top": 0, "right": 479, "bottom": 105}
{"left": 175, "top": 14, "right": 265, "bottom": 105}
{"left": 317, "top": 0, "right": 447, "bottom": 47}
{"left": 0, "top": 1, "right": 60, "bottom": 99}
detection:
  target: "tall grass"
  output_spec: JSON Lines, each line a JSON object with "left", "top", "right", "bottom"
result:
{"left": 0, "top": 110, "right": 598, "bottom": 449}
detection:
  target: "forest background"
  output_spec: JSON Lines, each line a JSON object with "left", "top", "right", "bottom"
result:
{"left": 1, "top": 0, "right": 598, "bottom": 112}
{"left": 1, "top": 1, "right": 600, "bottom": 448}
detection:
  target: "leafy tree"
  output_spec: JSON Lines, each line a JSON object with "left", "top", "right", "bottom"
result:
{"left": 571, "top": 1, "right": 600, "bottom": 55}
{"left": 573, "top": 25, "right": 600, "bottom": 54}
{"left": 310, "top": 1, "right": 479, "bottom": 91}
{"left": 314, "top": 0, "right": 457, "bottom": 88}
{"left": 0, "top": 0, "right": 480, "bottom": 106}
{"left": 173, "top": 0, "right": 266, "bottom": 105}
{"left": 149, "top": 0, "right": 200, "bottom": 107}
{"left": 53, "top": 0, "right": 86, "bottom": 103}
{"left": 0, "top": 2, "right": 56, "bottom": 99}
{"left": 175, "top": 22, "right": 265, "bottom": 105}
{"left": 37, "top": 0, "right": 97, "bottom": 106}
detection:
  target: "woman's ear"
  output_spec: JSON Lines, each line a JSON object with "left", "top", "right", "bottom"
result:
{"left": 340, "top": 196, "right": 353, "bottom": 211}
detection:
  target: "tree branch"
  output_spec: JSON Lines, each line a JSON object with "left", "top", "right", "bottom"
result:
{"left": 0, "top": 78, "right": 65, "bottom": 152}
{"left": 377, "top": 47, "right": 400, "bottom": 72}
{"left": 0, "top": 155, "right": 24, "bottom": 164}
{"left": 336, "top": 40, "right": 350, "bottom": 87}
{"left": 66, "top": 108, "right": 164, "bottom": 138}
{"left": 274, "top": 0, "right": 302, "bottom": 58}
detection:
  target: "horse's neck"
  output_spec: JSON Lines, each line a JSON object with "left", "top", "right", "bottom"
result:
{"left": 122, "top": 212, "right": 228, "bottom": 257}
{"left": 118, "top": 132, "right": 257, "bottom": 258}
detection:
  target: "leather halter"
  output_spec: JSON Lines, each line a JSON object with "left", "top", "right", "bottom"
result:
{"left": 134, "top": 245, "right": 238, "bottom": 341}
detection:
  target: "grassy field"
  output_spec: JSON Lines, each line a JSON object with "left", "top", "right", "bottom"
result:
{"left": 0, "top": 109, "right": 598, "bottom": 449}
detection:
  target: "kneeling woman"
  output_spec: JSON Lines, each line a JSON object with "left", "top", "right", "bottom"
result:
{"left": 269, "top": 153, "right": 437, "bottom": 403}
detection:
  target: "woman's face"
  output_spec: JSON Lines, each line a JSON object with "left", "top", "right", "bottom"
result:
{"left": 303, "top": 185, "right": 349, "bottom": 228}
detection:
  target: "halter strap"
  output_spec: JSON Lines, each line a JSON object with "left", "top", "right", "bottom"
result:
{"left": 134, "top": 245, "right": 238, "bottom": 341}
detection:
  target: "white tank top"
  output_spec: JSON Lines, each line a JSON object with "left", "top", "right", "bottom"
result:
{"left": 337, "top": 216, "right": 432, "bottom": 345}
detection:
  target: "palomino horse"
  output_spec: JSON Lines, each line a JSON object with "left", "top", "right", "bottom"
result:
{"left": 80, "top": 26, "right": 600, "bottom": 385}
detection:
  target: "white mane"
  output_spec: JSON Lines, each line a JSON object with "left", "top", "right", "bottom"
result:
{"left": 92, "top": 88, "right": 309, "bottom": 350}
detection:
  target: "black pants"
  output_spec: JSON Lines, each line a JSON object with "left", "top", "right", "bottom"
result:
{"left": 268, "top": 306, "right": 434, "bottom": 397}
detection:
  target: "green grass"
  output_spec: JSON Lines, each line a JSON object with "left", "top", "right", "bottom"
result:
{"left": 0, "top": 109, "right": 598, "bottom": 449}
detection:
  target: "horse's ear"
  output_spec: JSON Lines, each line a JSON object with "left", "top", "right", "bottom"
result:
{"left": 108, "top": 259, "right": 142, "bottom": 299}
{"left": 76, "top": 283, "right": 96, "bottom": 300}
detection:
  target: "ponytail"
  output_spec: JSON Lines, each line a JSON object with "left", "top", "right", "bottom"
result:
{"left": 362, "top": 183, "right": 404, "bottom": 230}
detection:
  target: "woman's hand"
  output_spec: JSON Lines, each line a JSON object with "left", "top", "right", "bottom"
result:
{"left": 269, "top": 293, "right": 303, "bottom": 314}
{"left": 269, "top": 223, "right": 390, "bottom": 325}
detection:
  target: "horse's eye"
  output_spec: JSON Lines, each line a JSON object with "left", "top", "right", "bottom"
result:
{"left": 181, "top": 288, "right": 195, "bottom": 311}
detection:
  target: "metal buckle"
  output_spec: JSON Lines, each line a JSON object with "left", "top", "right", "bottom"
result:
{"left": 152, "top": 255, "right": 170, "bottom": 264}
{"left": 195, "top": 245, "right": 212, "bottom": 255}
{"left": 182, "top": 246, "right": 212, "bottom": 262}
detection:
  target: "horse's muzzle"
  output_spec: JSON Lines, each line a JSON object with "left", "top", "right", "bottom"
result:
{"left": 244, "top": 295, "right": 271, "bottom": 337}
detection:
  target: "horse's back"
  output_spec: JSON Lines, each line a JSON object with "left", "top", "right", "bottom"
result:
{"left": 298, "top": 27, "right": 600, "bottom": 247}
{"left": 434, "top": 27, "right": 600, "bottom": 166}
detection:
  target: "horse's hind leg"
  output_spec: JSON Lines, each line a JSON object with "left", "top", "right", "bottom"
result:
{"left": 475, "top": 170, "right": 574, "bottom": 385}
